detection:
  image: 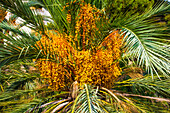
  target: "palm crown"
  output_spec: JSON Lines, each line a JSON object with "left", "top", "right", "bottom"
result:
{"left": 0, "top": 0, "right": 170, "bottom": 112}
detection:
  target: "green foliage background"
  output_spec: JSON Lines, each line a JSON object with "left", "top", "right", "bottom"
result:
{"left": 106, "top": 0, "right": 154, "bottom": 20}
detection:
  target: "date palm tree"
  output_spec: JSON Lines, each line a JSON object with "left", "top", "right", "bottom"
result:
{"left": 0, "top": 0, "right": 169, "bottom": 112}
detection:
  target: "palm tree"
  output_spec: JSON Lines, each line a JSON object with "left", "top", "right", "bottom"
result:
{"left": 0, "top": 0, "right": 169, "bottom": 112}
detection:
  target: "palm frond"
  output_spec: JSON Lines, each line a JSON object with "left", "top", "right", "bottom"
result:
{"left": 0, "top": 26, "right": 45, "bottom": 67}
{"left": 114, "top": 75, "right": 170, "bottom": 98}
{"left": 100, "top": 85, "right": 169, "bottom": 113}
{"left": 39, "top": 0, "right": 69, "bottom": 32}
{"left": 115, "top": 2, "right": 170, "bottom": 78}
{"left": 71, "top": 85, "right": 104, "bottom": 113}
{"left": 0, "top": 0, "right": 48, "bottom": 33}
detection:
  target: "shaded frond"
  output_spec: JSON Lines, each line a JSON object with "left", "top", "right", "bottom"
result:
{"left": 117, "top": 2, "right": 170, "bottom": 78}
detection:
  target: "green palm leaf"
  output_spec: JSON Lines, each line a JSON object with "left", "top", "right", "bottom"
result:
{"left": 0, "top": 0, "right": 48, "bottom": 34}
{"left": 71, "top": 85, "right": 104, "bottom": 113}
{"left": 115, "top": 2, "right": 170, "bottom": 78}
